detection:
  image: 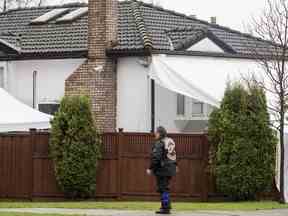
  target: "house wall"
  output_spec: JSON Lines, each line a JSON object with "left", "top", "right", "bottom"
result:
{"left": 5, "top": 59, "right": 85, "bottom": 107}
{"left": 187, "top": 38, "right": 224, "bottom": 53}
{"left": 117, "top": 56, "right": 258, "bottom": 133}
{"left": 117, "top": 57, "right": 212, "bottom": 133}
{"left": 117, "top": 57, "right": 151, "bottom": 132}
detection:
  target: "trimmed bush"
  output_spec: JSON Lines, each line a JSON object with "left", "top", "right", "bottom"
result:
{"left": 208, "top": 83, "right": 277, "bottom": 200}
{"left": 50, "top": 95, "right": 101, "bottom": 198}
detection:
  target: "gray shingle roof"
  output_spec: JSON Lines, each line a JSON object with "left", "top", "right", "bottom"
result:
{"left": 0, "top": 3, "right": 87, "bottom": 54}
{"left": 0, "top": 0, "right": 275, "bottom": 58}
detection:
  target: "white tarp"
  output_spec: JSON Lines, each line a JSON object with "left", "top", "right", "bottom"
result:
{"left": 0, "top": 88, "right": 52, "bottom": 132}
{"left": 149, "top": 54, "right": 263, "bottom": 107}
{"left": 149, "top": 54, "right": 288, "bottom": 202}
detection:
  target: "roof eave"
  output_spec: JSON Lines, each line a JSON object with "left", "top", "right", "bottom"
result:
{"left": 0, "top": 50, "right": 88, "bottom": 61}
{"left": 107, "top": 48, "right": 280, "bottom": 60}
{"left": 152, "top": 50, "right": 281, "bottom": 60}
{"left": 106, "top": 48, "right": 152, "bottom": 57}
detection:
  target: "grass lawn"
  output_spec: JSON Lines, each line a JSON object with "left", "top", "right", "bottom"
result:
{"left": 0, "top": 214, "right": 79, "bottom": 216}
{"left": 0, "top": 201, "right": 288, "bottom": 211}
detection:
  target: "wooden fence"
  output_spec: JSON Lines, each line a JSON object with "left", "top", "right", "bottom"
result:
{"left": 0, "top": 131, "right": 211, "bottom": 201}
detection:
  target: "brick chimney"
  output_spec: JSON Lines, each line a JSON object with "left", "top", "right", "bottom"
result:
{"left": 65, "top": 0, "right": 118, "bottom": 132}
{"left": 210, "top": 16, "right": 217, "bottom": 25}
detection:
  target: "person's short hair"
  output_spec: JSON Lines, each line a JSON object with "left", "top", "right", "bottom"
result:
{"left": 156, "top": 126, "right": 167, "bottom": 138}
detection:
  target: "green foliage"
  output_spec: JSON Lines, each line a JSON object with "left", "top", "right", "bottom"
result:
{"left": 208, "top": 83, "right": 277, "bottom": 200}
{"left": 50, "top": 95, "right": 101, "bottom": 198}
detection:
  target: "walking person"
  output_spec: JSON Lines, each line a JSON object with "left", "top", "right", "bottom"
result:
{"left": 147, "top": 126, "right": 177, "bottom": 214}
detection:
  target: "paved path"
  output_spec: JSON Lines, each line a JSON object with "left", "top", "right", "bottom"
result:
{"left": 1, "top": 208, "right": 288, "bottom": 216}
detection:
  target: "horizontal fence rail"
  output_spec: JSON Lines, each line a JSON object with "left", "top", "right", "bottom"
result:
{"left": 0, "top": 131, "right": 210, "bottom": 201}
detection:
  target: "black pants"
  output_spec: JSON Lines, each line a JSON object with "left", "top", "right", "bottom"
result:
{"left": 156, "top": 176, "right": 172, "bottom": 193}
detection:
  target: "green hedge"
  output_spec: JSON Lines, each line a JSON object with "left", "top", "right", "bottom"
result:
{"left": 208, "top": 84, "right": 277, "bottom": 200}
{"left": 50, "top": 95, "right": 101, "bottom": 198}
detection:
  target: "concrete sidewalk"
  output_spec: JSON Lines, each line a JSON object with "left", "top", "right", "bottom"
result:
{"left": 1, "top": 208, "right": 288, "bottom": 216}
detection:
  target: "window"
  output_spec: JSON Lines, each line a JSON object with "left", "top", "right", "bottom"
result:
{"left": 177, "top": 94, "right": 185, "bottom": 115}
{"left": 31, "top": 8, "right": 70, "bottom": 24}
{"left": 192, "top": 101, "right": 204, "bottom": 115}
{"left": 0, "top": 67, "right": 5, "bottom": 89}
{"left": 56, "top": 7, "right": 88, "bottom": 22}
{"left": 38, "top": 102, "right": 60, "bottom": 115}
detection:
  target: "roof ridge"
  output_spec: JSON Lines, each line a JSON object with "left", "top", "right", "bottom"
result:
{"left": 130, "top": 0, "right": 153, "bottom": 50}
{"left": 0, "top": 2, "right": 87, "bottom": 15}
{"left": 206, "top": 31, "right": 237, "bottom": 54}
{"left": 165, "top": 26, "right": 208, "bottom": 33}
{"left": 133, "top": 0, "right": 275, "bottom": 46}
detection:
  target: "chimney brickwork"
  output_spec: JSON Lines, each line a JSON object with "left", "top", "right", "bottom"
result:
{"left": 65, "top": 0, "right": 118, "bottom": 132}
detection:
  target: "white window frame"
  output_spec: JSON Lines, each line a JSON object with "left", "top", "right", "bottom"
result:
{"left": 176, "top": 95, "right": 213, "bottom": 120}
{"left": 192, "top": 101, "right": 205, "bottom": 116}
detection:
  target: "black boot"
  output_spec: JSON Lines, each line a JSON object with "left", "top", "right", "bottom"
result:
{"left": 156, "top": 202, "right": 171, "bottom": 215}
{"left": 167, "top": 200, "right": 172, "bottom": 210}
{"left": 155, "top": 192, "right": 171, "bottom": 214}
{"left": 155, "top": 208, "right": 171, "bottom": 214}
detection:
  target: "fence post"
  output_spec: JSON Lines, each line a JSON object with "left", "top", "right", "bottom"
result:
{"left": 29, "top": 128, "right": 37, "bottom": 200}
{"left": 117, "top": 128, "right": 124, "bottom": 200}
{"left": 201, "top": 134, "right": 209, "bottom": 202}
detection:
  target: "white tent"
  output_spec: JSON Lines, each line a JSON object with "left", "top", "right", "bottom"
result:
{"left": 0, "top": 88, "right": 52, "bottom": 132}
{"left": 149, "top": 54, "right": 288, "bottom": 202}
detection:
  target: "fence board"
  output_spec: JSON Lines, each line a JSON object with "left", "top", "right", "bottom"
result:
{"left": 0, "top": 134, "right": 32, "bottom": 198}
{"left": 0, "top": 131, "right": 210, "bottom": 200}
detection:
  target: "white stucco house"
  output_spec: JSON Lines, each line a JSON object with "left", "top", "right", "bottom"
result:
{"left": 0, "top": 1, "right": 273, "bottom": 133}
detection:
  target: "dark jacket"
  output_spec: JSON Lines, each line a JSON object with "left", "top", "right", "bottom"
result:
{"left": 150, "top": 139, "right": 177, "bottom": 177}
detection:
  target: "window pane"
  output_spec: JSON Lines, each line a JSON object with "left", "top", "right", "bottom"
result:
{"left": 177, "top": 94, "right": 185, "bottom": 115}
{"left": 192, "top": 102, "right": 204, "bottom": 114}
{"left": 0, "top": 68, "right": 4, "bottom": 88}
